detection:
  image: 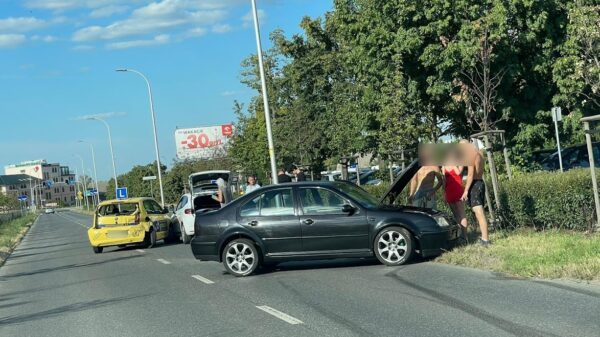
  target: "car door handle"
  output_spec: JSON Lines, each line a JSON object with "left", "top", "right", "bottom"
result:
{"left": 248, "top": 220, "right": 258, "bottom": 226}
{"left": 303, "top": 219, "right": 314, "bottom": 225}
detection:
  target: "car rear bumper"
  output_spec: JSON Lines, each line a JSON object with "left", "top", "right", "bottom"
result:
{"left": 190, "top": 236, "right": 219, "bottom": 261}
{"left": 88, "top": 226, "right": 146, "bottom": 247}
{"left": 418, "top": 226, "right": 460, "bottom": 258}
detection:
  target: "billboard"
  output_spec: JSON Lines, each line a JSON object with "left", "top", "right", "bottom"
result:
{"left": 175, "top": 124, "right": 234, "bottom": 160}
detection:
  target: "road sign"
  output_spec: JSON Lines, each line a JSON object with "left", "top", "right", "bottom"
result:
{"left": 18, "top": 196, "right": 27, "bottom": 201}
{"left": 46, "top": 180, "right": 54, "bottom": 188}
{"left": 551, "top": 106, "right": 562, "bottom": 122}
{"left": 116, "top": 187, "right": 128, "bottom": 199}
{"left": 142, "top": 176, "right": 157, "bottom": 181}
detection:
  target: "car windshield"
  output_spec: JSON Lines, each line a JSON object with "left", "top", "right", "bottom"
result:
{"left": 333, "top": 182, "right": 380, "bottom": 208}
{"left": 97, "top": 203, "right": 138, "bottom": 216}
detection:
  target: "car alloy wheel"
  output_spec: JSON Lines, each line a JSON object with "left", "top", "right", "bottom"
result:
{"left": 374, "top": 226, "right": 412, "bottom": 266}
{"left": 223, "top": 239, "right": 259, "bottom": 277}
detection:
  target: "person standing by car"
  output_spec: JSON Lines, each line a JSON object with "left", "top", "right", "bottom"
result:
{"left": 277, "top": 167, "right": 292, "bottom": 183}
{"left": 213, "top": 177, "right": 230, "bottom": 208}
{"left": 443, "top": 164, "right": 468, "bottom": 241}
{"left": 291, "top": 165, "right": 306, "bottom": 182}
{"left": 461, "top": 141, "right": 490, "bottom": 245}
{"left": 245, "top": 175, "right": 261, "bottom": 194}
{"left": 408, "top": 166, "right": 443, "bottom": 209}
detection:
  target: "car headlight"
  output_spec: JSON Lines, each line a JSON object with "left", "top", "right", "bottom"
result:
{"left": 435, "top": 216, "right": 450, "bottom": 227}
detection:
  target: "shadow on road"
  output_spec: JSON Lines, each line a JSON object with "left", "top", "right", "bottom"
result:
{"left": 0, "top": 294, "right": 151, "bottom": 326}
{"left": 0, "top": 255, "right": 142, "bottom": 280}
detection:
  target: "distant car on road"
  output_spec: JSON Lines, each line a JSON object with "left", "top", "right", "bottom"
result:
{"left": 44, "top": 208, "right": 55, "bottom": 214}
{"left": 191, "top": 160, "right": 459, "bottom": 277}
{"left": 87, "top": 197, "right": 174, "bottom": 253}
{"left": 172, "top": 171, "right": 230, "bottom": 244}
{"left": 541, "top": 142, "right": 600, "bottom": 171}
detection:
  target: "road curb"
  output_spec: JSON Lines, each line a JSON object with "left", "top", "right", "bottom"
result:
{"left": 0, "top": 214, "right": 39, "bottom": 268}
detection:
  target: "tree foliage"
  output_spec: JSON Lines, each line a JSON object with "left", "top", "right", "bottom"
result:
{"left": 228, "top": 0, "right": 596, "bottom": 173}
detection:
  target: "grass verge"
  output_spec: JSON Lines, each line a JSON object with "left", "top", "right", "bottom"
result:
{"left": 0, "top": 213, "right": 38, "bottom": 266}
{"left": 436, "top": 229, "right": 600, "bottom": 281}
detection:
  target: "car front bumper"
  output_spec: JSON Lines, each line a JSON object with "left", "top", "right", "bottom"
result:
{"left": 418, "top": 225, "right": 460, "bottom": 258}
{"left": 88, "top": 225, "right": 146, "bottom": 247}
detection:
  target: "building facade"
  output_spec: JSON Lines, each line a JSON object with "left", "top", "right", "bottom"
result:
{"left": 4, "top": 160, "right": 77, "bottom": 206}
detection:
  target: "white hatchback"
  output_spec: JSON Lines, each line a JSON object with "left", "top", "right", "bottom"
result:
{"left": 173, "top": 171, "right": 231, "bottom": 244}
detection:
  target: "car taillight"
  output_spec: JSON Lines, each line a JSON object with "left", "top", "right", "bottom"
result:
{"left": 184, "top": 208, "right": 192, "bottom": 215}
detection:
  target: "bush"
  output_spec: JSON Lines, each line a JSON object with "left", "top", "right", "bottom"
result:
{"left": 362, "top": 168, "right": 598, "bottom": 231}
{"left": 499, "top": 168, "right": 597, "bottom": 231}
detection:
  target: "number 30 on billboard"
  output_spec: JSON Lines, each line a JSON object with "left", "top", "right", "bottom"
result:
{"left": 175, "top": 124, "right": 234, "bottom": 160}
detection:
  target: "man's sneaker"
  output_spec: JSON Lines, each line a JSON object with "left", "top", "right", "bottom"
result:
{"left": 479, "top": 239, "right": 491, "bottom": 246}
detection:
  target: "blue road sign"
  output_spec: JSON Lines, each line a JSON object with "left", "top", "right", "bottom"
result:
{"left": 46, "top": 180, "right": 54, "bottom": 188}
{"left": 116, "top": 187, "right": 128, "bottom": 199}
{"left": 18, "top": 196, "right": 27, "bottom": 201}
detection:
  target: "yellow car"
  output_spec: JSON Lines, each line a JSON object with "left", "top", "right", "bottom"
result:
{"left": 88, "top": 197, "right": 173, "bottom": 253}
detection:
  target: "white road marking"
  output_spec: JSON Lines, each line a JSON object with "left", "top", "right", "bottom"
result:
{"left": 255, "top": 306, "right": 304, "bottom": 325}
{"left": 136, "top": 249, "right": 146, "bottom": 253}
{"left": 191, "top": 275, "right": 215, "bottom": 284}
{"left": 55, "top": 212, "right": 89, "bottom": 229}
{"left": 156, "top": 258, "right": 171, "bottom": 265}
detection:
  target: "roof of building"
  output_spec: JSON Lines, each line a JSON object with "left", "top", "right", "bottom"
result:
{"left": 0, "top": 174, "right": 41, "bottom": 186}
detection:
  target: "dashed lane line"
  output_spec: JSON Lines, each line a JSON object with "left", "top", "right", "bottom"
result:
{"left": 156, "top": 258, "right": 171, "bottom": 265}
{"left": 256, "top": 305, "right": 304, "bottom": 325}
{"left": 54, "top": 212, "right": 89, "bottom": 229}
{"left": 136, "top": 249, "right": 146, "bottom": 253}
{"left": 191, "top": 275, "right": 215, "bottom": 284}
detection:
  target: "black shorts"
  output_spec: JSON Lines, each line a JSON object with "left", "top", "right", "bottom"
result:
{"left": 468, "top": 180, "right": 485, "bottom": 208}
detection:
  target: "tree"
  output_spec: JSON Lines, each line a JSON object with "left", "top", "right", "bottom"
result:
{"left": 553, "top": 1, "right": 600, "bottom": 112}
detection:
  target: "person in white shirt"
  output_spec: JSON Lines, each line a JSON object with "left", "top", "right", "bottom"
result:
{"left": 245, "top": 175, "right": 261, "bottom": 194}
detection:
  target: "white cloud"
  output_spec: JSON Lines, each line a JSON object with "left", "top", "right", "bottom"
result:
{"left": 73, "top": 0, "right": 227, "bottom": 42}
{"left": 221, "top": 90, "right": 238, "bottom": 97}
{"left": 106, "top": 34, "right": 170, "bottom": 49}
{"left": 90, "top": 5, "right": 130, "bottom": 18}
{"left": 0, "top": 17, "right": 47, "bottom": 33}
{"left": 75, "top": 112, "right": 126, "bottom": 120}
{"left": 25, "top": 0, "right": 133, "bottom": 11}
{"left": 0, "top": 34, "right": 27, "bottom": 48}
{"left": 212, "top": 24, "right": 232, "bottom": 33}
{"left": 242, "top": 9, "right": 266, "bottom": 28}
{"left": 31, "top": 35, "right": 58, "bottom": 42}
{"left": 186, "top": 27, "right": 207, "bottom": 38}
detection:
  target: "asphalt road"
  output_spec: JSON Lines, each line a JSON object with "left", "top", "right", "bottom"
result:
{"left": 1, "top": 211, "right": 599, "bottom": 337}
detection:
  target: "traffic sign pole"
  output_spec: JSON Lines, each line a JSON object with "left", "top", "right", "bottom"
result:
{"left": 552, "top": 107, "right": 563, "bottom": 172}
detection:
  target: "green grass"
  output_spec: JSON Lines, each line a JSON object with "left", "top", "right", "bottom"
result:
{"left": 0, "top": 213, "right": 37, "bottom": 253}
{"left": 436, "top": 229, "right": 600, "bottom": 281}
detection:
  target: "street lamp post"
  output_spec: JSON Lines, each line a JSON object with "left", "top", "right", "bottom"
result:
{"left": 116, "top": 68, "right": 165, "bottom": 205}
{"left": 74, "top": 154, "right": 90, "bottom": 211}
{"left": 250, "top": 0, "right": 278, "bottom": 184}
{"left": 79, "top": 141, "right": 100, "bottom": 205}
{"left": 87, "top": 117, "right": 118, "bottom": 196}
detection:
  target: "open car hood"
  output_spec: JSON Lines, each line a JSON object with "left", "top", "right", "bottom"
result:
{"left": 379, "top": 160, "right": 421, "bottom": 205}
{"left": 189, "top": 170, "right": 230, "bottom": 196}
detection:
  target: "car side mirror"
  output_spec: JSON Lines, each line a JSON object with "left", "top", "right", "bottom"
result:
{"left": 342, "top": 204, "right": 355, "bottom": 214}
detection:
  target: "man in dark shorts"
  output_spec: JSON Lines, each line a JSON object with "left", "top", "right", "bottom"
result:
{"left": 461, "top": 141, "right": 490, "bottom": 245}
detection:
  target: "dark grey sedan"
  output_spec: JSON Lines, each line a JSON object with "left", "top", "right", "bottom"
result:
{"left": 191, "top": 161, "right": 459, "bottom": 277}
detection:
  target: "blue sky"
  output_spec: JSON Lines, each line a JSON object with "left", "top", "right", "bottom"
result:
{"left": 0, "top": 0, "right": 332, "bottom": 180}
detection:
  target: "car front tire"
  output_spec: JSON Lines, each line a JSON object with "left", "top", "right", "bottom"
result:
{"left": 374, "top": 226, "right": 413, "bottom": 266}
{"left": 222, "top": 238, "right": 260, "bottom": 277}
{"left": 93, "top": 246, "right": 103, "bottom": 254}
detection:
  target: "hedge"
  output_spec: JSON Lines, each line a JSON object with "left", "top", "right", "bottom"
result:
{"left": 361, "top": 168, "right": 597, "bottom": 231}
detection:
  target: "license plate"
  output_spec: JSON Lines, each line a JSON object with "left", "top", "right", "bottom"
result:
{"left": 107, "top": 230, "right": 129, "bottom": 239}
